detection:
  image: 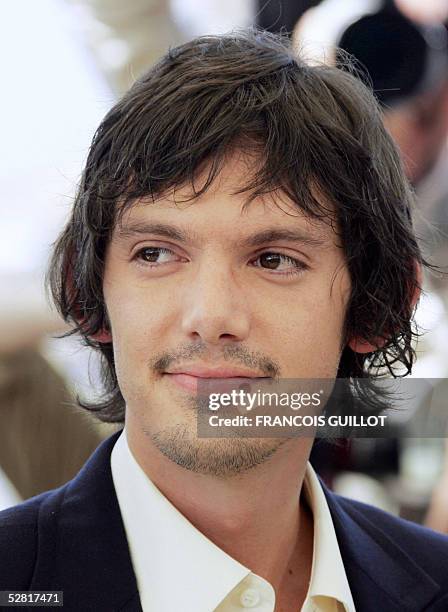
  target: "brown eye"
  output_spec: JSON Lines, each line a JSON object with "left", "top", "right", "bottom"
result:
{"left": 252, "top": 252, "right": 307, "bottom": 277}
{"left": 140, "top": 247, "right": 160, "bottom": 262}
{"left": 136, "top": 247, "right": 176, "bottom": 264}
{"left": 259, "top": 253, "right": 283, "bottom": 269}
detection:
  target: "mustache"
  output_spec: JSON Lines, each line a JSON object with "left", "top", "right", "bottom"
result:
{"left": 150, "top": 342, "right": 281, "bottom": 378}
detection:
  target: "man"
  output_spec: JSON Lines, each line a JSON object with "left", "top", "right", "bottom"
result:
{"left": 337, "top": 4, "right": 448, "bottom": 187}
{"left": 1, "top": 29, "right": 447, "bottom": 612}
{"left": 295, "top": 1, "right": 448, "bottom": 187}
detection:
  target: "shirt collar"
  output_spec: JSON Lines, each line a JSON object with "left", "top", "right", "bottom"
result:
{"left": 111, "top": 430, "right": 355, "bottom": 611}
{"left": 302, "top": 464, "right": 356, "bottom": 611}
{"left": 111, "top": 431, "right": 249, "bottom": 611}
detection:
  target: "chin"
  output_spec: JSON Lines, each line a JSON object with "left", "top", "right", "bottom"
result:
{"left": 147, "top": 424, "right": 286, "bottom": 477}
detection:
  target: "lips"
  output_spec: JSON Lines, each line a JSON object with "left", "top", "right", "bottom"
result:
{"left": 166, "top": 366, "right": 264, "bottom": 378}
{"left": 164, "top": 367, "right": 267, "bottom": 393}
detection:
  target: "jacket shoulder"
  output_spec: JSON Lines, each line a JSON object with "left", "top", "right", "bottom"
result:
{"left": 336, "top": 493, "right": 448, "bottom": 567}
{"left": 0, "top": 489, "right": 59, "bottom": 590}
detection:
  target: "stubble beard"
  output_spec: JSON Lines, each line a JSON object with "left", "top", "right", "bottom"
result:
{"left": 147, "top": 421, "right": 287, "bottom": 478}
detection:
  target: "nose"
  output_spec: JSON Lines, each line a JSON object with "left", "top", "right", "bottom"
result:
{"left": 180, "top": 260, "right": 251, "bottom": 345}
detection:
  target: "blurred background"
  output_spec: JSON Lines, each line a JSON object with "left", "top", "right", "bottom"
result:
{"left": 1, "top": 0, "right": 448, "bottom": 533}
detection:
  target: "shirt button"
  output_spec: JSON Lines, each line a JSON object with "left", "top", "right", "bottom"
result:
{"left": 240, "top": 588, "right": 261, "bottom": 608}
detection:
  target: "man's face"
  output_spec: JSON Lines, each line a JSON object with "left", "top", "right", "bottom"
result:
{"left": 103, "top": 153, "right": 351, "bottom": 476}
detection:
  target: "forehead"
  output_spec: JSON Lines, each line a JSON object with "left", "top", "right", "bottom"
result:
{"left": 114, "top": 152, "right": 340, "bottom": 247}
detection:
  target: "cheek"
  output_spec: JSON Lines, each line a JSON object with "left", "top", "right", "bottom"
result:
{"left": 106, "top": 274, "right": 175, "bottom": 339}
{"left": 256, "top": 273, "right": 349, "bottom": 378}
{"left": 104, "top": 283, "right": 176, "bottom": 391}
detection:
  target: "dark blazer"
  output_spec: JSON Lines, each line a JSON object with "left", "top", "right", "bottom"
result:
{"left": 1, "top": 432, "right": 448, "bottom": 612}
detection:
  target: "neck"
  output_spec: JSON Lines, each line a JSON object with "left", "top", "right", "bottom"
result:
{"left": 126, "top": 422, "right": 314, "bottom": 597}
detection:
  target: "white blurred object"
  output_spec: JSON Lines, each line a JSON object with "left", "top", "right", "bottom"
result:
{"left": 0, "top": 466, "right": 22, "bottom": 512}
{"left": 293, "top": 0, "right": 381, "bottom": 64}
{"left": 332, "top": 471, "right": 399, "bottom": 514}
{"left": 68, "top": 0, "right": 184, "bottom": 92}
{"left": 399, "top": 439, "right": 444, "bottom": 497}
{"left": 170, "top": 0, "right": 255, "bottom": 37}
{"left": 412, "top": 286, "right": 448, "bottom": 378}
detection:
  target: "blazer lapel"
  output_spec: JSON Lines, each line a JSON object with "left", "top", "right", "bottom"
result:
{"left": 322, "top": 484, "right": 441, "bottom": 611}
{"left": 30, "top": 432, "right": 142, "bottom": 612}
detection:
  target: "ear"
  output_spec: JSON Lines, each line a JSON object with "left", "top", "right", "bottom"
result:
{"left": 88, "top": 327, "right": 112, "bottom": 343}
{"left": 348, "top": 260, "right": 422, "bottom": 354}
{"left": 76, "top": 316, "right": 112, "bottom": 343}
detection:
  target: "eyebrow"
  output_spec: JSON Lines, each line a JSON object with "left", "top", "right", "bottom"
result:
{"left": 237, "top": 228, "right": 326, "bottom": 249}
{"left": 116, "top": 222, "right": 200, "bottom": 244}
{"left": 116, "top": 222, "right": 327, "bottom": 249}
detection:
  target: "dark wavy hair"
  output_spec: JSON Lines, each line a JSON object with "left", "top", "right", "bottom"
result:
{"left": 48, "top": 29, "right": 425, "bottom": 423}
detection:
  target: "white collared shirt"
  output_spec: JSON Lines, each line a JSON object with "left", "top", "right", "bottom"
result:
{"left": 111, "top": 431, "right": 355, "bottom": 612}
